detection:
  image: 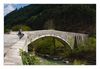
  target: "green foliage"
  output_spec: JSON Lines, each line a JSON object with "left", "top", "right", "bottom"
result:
{"left": 20, "top": 49, "right": 67, "bottom": 65}
{"left": 12, "top": 25, "right": 31, "bottom": 31}
{"left": 72, "top": 59, "right": 87, "bottom": 65}
{"left": 20, "top": 49, "right": 40, "bottom": 65}
{"left": 4, "top": 28, "right": 10, "bottom": 33}
{"left": 44, "top": 19, "right": 55, "bottom": 30}
{"left": 69, "top": 36, "right": 96, "bottom": 65}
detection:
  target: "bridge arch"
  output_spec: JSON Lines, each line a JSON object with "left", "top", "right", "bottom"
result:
{"left": 24, "top": 30, "right": 88, "bottom": 52}
{"left": 26, "top": 34, "right": 73, "bottom": 51}
{"left": 27, "top": 35, "right": 72, "bottom": 58}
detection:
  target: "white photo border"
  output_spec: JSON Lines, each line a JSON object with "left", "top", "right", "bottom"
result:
{"left": 0, "top": 0, "right": 100, "bottom": 69}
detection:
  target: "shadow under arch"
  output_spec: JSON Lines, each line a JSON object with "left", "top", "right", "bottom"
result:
{"left": 28, "top": 36, "right": 72, "bottom": 55}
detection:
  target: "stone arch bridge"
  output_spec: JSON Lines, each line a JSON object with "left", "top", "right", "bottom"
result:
{"left": 4, "top": 30, "right": 88, "bottom": 65}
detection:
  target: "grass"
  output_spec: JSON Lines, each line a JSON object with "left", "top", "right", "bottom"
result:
{"left": 72, "top": 59, "right": 87, "bottom": 65}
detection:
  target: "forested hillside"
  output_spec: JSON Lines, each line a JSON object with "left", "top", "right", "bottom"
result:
{"left": 4, "top": 4, "right": 96, "bottom": 34}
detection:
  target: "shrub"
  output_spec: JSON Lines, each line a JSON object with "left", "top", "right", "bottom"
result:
{"left": 12, "top": 25, "right": 31, "bottom": 31}
{"left": 68, "top": 36, "right": 96, "bottom": 65}
{"left": 20, "top": 49, "right": 40, "bottom": 65}
{"left": 4, "top": 29, "right": 10, "bottom": 33}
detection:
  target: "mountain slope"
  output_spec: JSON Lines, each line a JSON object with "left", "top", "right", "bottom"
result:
{"left": 4, "top": 4, "right": 96, "bottom": 34}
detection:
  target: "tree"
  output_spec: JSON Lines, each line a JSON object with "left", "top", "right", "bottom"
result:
{"left": 12, "top": 25, "right": 31, "bottom": 31}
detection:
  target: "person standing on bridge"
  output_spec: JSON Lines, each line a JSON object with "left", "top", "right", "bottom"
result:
{"left": 17, "top": 29, "right": 24, "bottom": 39}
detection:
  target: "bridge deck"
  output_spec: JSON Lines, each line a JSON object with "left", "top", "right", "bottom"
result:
{"left": 4, "top": 32, "right": 27, "bottom": 65}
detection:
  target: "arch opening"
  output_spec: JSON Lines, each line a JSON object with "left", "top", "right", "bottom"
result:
{"left": 28, "top": 36, "right": 72, "bottom": 60}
